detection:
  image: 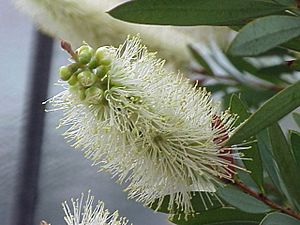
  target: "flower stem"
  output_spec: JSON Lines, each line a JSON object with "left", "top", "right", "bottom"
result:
{"left": 61, "top": 40, "right": 78, "bottom": 61}
{"left": 234, "top": 180, "right": 300, "bottom": 220}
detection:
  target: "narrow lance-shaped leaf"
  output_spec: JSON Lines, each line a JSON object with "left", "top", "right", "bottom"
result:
{"left": 229, "top": 94, "right": 263, "bottom": 189}
{"left": 290, "top": 130, "right": 300, "bottom": 168}
{"left": 226, "top": 81, "right": 300, "bottom": 145}
{"left": 282, "top": 38, "right": 300, "bottom": 52}
{"left": 188, "top": 45, "right": 213, "bottom": 75}
{"left": 233, "top": 86, "right": 276, "bottom": 109}
{"left": 255, "top": 65, "right": 292, "bottom": 85}
{"left": 108, "top": 0, "right": 287, "bottom": 26}
{"left": 268, "top": 123, "right": 300, "bottom": 210}
{"left": 292, "top": 112, "right": 300, "bottom": 127}
{"left": 273, "top": 0, "right": 297, "bottom": 6}
{"left": 217, "top": 186, "right": 271, "bottom": 214}
{"left": 290, "top": 59, "right": 300, "bottom": 71}
{"left": 229, "top": 23, "right": 296, "bottom": 45}
{"left": 260, "top": 212, "right": 300, "bottom": 225}
{"left": 257, "top": 130, "right": 286, "bottom": 197}
{"left": 229, "top": 16, "right": 300, "bottom": 56}
{"left": 170, "top": 208, "right": 265, "bottom": 225}
{"left": 227, "top": 55, "right": 258, "bottom": 74}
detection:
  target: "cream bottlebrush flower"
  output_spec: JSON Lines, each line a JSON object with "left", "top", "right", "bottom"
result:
{"left": 62, "top": 191, "right": 130, "bottom": 225}
{"left": 46, "top": 36, "right": 242, "bottom": 215}
{"left": 13, "top": 0, "right": 232, "bottom": 68}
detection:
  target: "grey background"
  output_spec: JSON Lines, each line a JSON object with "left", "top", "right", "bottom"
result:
{"left": 0, "top": 2, "right": 167, "bottom": 225}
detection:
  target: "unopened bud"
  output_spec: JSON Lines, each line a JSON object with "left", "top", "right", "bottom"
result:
{"left": 85, "top": 86, "right": 104, "bottom": 104}
{"left": 88, "top": 57, "right": 99, "bottom": 69}
{"left": 68, "top": 74, "right": 78, "bottom": 86}
{"left": 68, "top": 63, "right": 79, "bottom": 73}
{"left": 78, "top": 71, "right": 97, "bottom": 87}
{"left": 95, "top": 65, "right": 110, "bottom": 77}
{"left": 96, "top": 47, "right": 112, "bottom": 66}
{"left": 59, "top": 66, "right": 72, "bottom": 81}
{"left": 77, "top": 45, "right": 94, "bottom": 65}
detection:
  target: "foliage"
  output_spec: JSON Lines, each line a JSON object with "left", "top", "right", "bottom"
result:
{"left": 107, "top": 1, "right": 300, "bottom": 224}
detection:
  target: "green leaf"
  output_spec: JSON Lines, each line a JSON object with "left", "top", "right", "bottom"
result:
{"left": 227, "top": 54, "right": 291, "bottom": 85}
{"left": 108, "top": 0, "right": 287, "bottom": 26}
{"left": 257, "top": 130, "right": 285, "bottom": 196}
{"left": 256, "top": 65, "right": 292, "bottom": 83}
{"left": 292, "top": 112, "right": 300, "bottom": 127}
{"left": 229, "top": 95, "right": 263, "bottom": 189}
{"left": 188, "top": 46, "right": 213, "bottom": 75}
{"left": 282, "top": 37, "right": 300, "bottom": 52}
{"left": 206, "top": 84, "right": 229, "bottom": 93}
{"left": 226, "top": 81, "right": 300, "bottom": 146}
{"left": 217, "top": 186, "right": 271, "bottom": 214}
{"left": 259, "top": 47, "right": 291, "bottom": 57}
{"left": 260, "top": 212, "right": 300, "bottom": 225}
{"left": 273, "top": 0, "right": 297, "bottom": 6}
{"left": 229, "top": 16, "right": 300, "bottom": 56}
{"left": 290, "top": 59, "right": 300, "bottom": 71}
{"left": 150, "top": 192, "right": 222, "bottom": 214}
{"left": 290, "top": 130, "right": 300, "bottom": 167}
{"left": 234, "top": 86, "right": 276, "bottom": 109}
{"left": 170, "top": 208, "right": 265, "bottom": 225}
{"left": 227, "top": 55, "right": 258, "bottom": 74}
{"left": 268, "top": 123, "right": 300, "bottom": 210}
{"left": 230, "top": 94, "right": 250, "bottom": 126}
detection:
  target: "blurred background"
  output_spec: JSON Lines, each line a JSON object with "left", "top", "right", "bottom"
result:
{"left": 0, "top": 1, "right": 168, "bottom": 225}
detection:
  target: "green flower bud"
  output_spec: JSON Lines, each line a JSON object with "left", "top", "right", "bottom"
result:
{"left": 77, "top": 45, "right": 94, "bottom": 65}
{"left": 68, "top": 74, "right": 78, "bottom": 86}
{"left": 59, "top": 66, "right": 72, "bottom": 81}
{"left": 78, "top": 50, "right": 92, "bottom": 65}
{"left": 78, "top": 71, "right": 97, "bottom": 87}
{"left": 96, "top": 47, "right": 112, "bottom": 66}
{"left": 95, "top": 65, "right": 110, "bottom": 77}
{"left": 85, "top": 86, "right": 104, "bottom": 104}
{"left": 68, "top": 63, "right": 79, "bottom": 73}
{"left": 77, "top": 45, "right": 92, "bottom": 55}
{"left": 101, "top": 57, "right": 112, "bottom": 66}
{"left": 88, "top": 57, "right": 99, "bottom": 69}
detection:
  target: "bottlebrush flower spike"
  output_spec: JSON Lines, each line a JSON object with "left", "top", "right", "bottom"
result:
{"left": 62, "top": 191, "right": 130, "bottom": 225}
{"left": 46, "top": 36, "right": 244, "bottom": 215}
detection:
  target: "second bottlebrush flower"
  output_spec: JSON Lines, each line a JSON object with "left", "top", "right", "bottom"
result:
{"left": 46, "top": 36, "right": 244, "bottom": 215}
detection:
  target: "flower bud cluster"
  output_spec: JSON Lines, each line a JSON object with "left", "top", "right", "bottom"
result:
{"left": 59, "top": 44, "right": 113, "bottom": 105}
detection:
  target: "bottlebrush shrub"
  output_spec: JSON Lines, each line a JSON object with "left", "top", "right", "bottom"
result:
{"left": 45, "top": 36, "right": 245, "bottom": 215}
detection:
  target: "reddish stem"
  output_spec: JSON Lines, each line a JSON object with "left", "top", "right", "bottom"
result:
{"left": 234, "top": 180, "right": 300, "bottom": 221}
